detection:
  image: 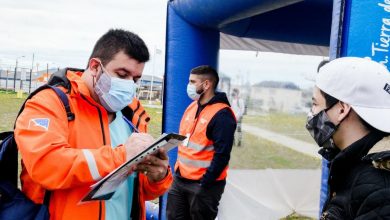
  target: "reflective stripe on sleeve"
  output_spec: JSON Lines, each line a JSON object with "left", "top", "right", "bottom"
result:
{"left": 82, "top": 149, "right": 101, "bottom": 181}
{"left": 187, "top": 141, "right": 214, "bottom": 151}
{"left": 178, "top": 156, "right": 211, "bottom": 168}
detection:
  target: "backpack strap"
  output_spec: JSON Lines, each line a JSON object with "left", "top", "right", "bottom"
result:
{"left": 48, "top": 86, "right": 75, "bottom": 121}
{"left": 15, "top": 84, "right": 75, "bottom": 125}
{"left": 0, "top": 132, "right": 13, "bottom": 141}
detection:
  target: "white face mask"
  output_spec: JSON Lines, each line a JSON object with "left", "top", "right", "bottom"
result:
{"left": 94, "top": 65, "right": 136, "bottom": 112}
{"left": 186, "top": 81, "right": 205, "bottom": 101}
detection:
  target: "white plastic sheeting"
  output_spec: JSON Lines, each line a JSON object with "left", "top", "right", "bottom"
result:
{"left": 218, "top": 169, "right": 321, "bottom": 220}
{"left": 220, "top": 33, "right": 329, "bottom": 56}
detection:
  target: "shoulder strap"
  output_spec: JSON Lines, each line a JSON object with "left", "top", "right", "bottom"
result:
{"left": 48, "top": 86, "right": 75, "bottom": 121}
{"left": 0, "top": 131, "right": 13, "bottom": 141}
{"left": 15, "top": 84, "right": 75, "bottom": 126}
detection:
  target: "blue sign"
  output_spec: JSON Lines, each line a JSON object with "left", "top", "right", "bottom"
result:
{"left": 343, "top": 0, "right": 390, "bottom": 68}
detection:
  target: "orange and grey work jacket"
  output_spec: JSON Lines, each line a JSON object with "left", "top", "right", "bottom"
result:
{"left": 125, "top": 97, "right": 150, "bottom": 133}
{"left": 15, "top": 70, "right": 172, "bottom": 220}
{"left": 175, "top": 101, "right": 232, "bottom": 181}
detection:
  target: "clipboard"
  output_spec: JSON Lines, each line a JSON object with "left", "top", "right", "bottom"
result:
{"left": 81, "top": 132, "right": 186, "bottom": 202}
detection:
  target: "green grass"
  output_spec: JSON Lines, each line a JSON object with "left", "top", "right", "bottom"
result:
{"left": 143, "top": 106, "right": 162, "bottom": 138}
{"left": 230, "top": 132, "right": 320, "bottom": 169}
{"left": 0, "top": 90, "right": 27, "bottom": 132}
{"left": 243, "top": 113, "right": 315, "bottom": 143}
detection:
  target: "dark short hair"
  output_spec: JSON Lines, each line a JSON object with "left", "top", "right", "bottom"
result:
{"left": 321, "top": 91, "right": 338, "bottom": 108}
{"left": 190, "top": 65, "right": 219, "bottom": 89}
{"left": 87, "top": 29, "right": 149, "bottom": 67}
{"left": 317, "top": 60, "right": 329, "bottom": 73}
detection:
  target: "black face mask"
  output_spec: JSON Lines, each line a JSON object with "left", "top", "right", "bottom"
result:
{"left": 306, "top": 108, "right": 338, "bottom": 149}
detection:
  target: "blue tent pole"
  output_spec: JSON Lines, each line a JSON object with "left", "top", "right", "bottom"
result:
{"left": 158, "top": 3, "right": 219, "bottom": 220}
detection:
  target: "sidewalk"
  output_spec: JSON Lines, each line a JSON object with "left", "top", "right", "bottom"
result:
{"left": 242, "top": 124, "right": 321, "bottom": 159}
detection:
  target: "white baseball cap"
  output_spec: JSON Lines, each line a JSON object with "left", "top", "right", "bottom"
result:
{"left": 316, "top": 57, "right": 390, "bottom": 133}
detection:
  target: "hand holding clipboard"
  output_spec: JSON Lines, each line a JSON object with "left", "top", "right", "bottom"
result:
{"left": 81, "top": 132, "right": 186, "bottom": 202}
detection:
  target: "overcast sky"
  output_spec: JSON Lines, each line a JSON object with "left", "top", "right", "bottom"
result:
{"left": 0, "top": 0, "right": 325, "bottom": 88}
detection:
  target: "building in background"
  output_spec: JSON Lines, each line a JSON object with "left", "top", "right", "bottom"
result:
{"left": 250, "top": 81, "right": 304, "bottom": 114}
{"left": 0, "top": 68, "right": 58, "bottom": 93}
{"left": 137, "top": 74, "right": 163, "bottom": 102}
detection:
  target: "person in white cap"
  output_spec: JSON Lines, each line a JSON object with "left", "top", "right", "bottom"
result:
{"left": 306, "top": 57, "right": 390, "bottom": 219}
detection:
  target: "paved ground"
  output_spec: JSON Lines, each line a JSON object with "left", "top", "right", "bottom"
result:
{"left": 242, "top": 124, "right": 321, "bottom": 159}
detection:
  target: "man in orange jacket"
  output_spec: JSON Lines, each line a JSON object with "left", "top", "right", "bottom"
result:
{"left": 167, "top": 65, "right": 236, "bottom": 220}
{"left": 14, "top": 29, "right": 172, "bottom": 220}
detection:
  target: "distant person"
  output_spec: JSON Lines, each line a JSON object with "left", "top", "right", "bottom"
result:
{"left": 14, "top": 29, "right": 172, "bottom": 220}
{"left": 307, "top": 57, "right": 390, "bottom": 219}
{"left": 231, "top": 88, "right": 245, "bottom": 146}
{"left": 167, "top": 65, "right": 236, "bottom": 220}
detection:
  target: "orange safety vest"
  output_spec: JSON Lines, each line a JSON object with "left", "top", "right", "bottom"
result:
{"left": 15, "top": 70, "right": 172, "bottom": 220}
{"left": 127, "top": 98, "right": 150, "bottom": 133}
{"left": 175, "top": 101, "right": 233, "bottom": 180}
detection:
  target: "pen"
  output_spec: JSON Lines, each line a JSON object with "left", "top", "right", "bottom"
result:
{"left": 122, "top": 115, "right": 140, "bottom": 133}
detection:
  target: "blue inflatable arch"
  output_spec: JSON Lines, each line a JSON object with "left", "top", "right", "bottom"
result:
{"left": 159, "top": 0, "right": 389, "bottom": 219}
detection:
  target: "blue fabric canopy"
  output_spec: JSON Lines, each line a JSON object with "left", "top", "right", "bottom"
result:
{"left": 169, "top": 0, "right": 333, "bottom": 47}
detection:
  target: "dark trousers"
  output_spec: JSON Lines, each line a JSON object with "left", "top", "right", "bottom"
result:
{"left": 167, "top": 177, "right": 226, "bottom": 220}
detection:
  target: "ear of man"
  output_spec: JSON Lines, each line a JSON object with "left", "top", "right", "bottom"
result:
{"left": 337, "top": 101, "right": 352, "bottom": 122}
{"left": 88, "top": 59, "right": 102, "bottom": 77}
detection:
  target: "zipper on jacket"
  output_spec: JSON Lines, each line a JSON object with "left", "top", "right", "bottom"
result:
{"left": 80, "top": 94, "right": 106, "bottom": 145}
{"left": 99, "top": 201, "right": 102, "bottom": 220}
{"left": 80, "top": 94, "right": 104, "bottom": 220}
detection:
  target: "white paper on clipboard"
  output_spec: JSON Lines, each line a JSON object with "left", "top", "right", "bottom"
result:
{"left": 81, "top": 133, "right": 186, "bottom": 202}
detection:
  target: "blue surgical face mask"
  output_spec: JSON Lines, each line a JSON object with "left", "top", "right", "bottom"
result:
{"left": 94, "top": 65, "right": 136, "bottom": 112}
{"left": 186, "top": 81, "right": 205, "bottom": 101}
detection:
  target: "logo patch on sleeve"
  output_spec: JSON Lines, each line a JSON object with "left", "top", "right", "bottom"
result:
{"left": 28, "top": 118, "right": 50, "bottom": 131}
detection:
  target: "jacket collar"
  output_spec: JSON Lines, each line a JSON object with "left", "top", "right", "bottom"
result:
{"left": 197, "top": 92, "right": 230, "bottom": 107}
{"left": 66, "top": 71, "right": 92, "bottom": 97}
{"left": 195, "top": 92, "right": 230, "bottom": 118}
{"left": 331, "top": 131, "right": 385, "bottom": 173}
{"left": 48, "top": 68, "right": 92, "bottom": 98}
{"left": 363, "top": 135, "right": 390, "bottom": 171}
